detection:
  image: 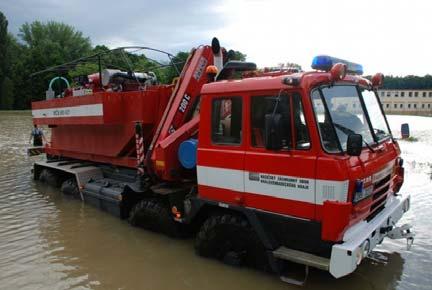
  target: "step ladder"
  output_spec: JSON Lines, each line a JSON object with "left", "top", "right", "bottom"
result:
{"left": 272, "top": 247, "right": 330, "bottom": 285}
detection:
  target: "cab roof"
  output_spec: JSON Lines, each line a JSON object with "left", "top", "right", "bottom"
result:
{"left": 201, "top": 71, "right": 372, "bottom": 95}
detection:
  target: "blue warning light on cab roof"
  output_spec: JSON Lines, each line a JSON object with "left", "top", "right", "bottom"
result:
{"left": 311, "top": 55, "right": 363, "bottom": 75}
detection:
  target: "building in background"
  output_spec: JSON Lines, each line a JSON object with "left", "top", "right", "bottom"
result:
{"left": 378, "top": 89, "right": 432, "bottom": 116}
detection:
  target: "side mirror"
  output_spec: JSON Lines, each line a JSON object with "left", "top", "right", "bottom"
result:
{"left": 264, "top": 113, "right": 283, "bottom": 150}
{"left": 347, "top": 134, "right": 363, "bottom": 156}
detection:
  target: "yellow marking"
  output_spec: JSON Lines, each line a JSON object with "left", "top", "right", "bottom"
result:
{"left": 155, "top": 160, "right": 165, "bottom": 169}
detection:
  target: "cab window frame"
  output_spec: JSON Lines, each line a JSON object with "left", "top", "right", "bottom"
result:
{"left": 249, "top": 91, "right": 311, "bottom": 151}
{"left": 211, "top": 96, "right": 243, "bottom": 146}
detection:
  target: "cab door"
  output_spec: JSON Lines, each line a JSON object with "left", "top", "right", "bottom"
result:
{"left": 243, "top": 91, "right": 317, "bottom": 220}
{"left": 197, "top": 94, "right": 245, "bottom": 204}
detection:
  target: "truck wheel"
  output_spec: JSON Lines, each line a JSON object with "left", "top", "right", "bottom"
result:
{"left": 195, "top": 213, "right": 268, "bottom": 270}
{"left": 61, "top": 178, "right": 80, "bottom": 197}
{"left": 39, "top": 169, "right": 61, "bottom": 187}
{"left": 128, "top": 199, "right": 181, "bottom": 237}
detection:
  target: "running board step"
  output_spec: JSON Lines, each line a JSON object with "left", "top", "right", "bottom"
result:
{"left": 273, "top": 247, "right": 330, "bottom": 271}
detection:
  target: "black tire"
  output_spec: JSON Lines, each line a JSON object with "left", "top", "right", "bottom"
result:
{"left": 39, "top": 168, "right": 61, "bottom": 187}
{"left": 128, "top": 198, "right": 181, "bottom": 237}
{"left": 61, "top": 178, "right": 80, "bottom": 197}
{"left": 195, "top": 213, "right": 269, "bottom": 271}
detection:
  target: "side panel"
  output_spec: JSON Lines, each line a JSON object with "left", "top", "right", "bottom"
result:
{"left": 197, "top": 94, "right": 245, "bottom": 204}
{"left": 243, "top": 152, "right": 317, "bottom": 219}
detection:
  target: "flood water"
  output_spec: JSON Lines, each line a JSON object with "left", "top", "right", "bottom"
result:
{"left": 0, "top": 111, "right": 431, "bottom": 290}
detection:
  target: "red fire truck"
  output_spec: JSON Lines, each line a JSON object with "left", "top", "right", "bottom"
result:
{"left": 31, "top": 38, "right": 413, "bottom": 283}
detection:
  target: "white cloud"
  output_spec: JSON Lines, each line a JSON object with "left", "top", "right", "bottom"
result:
{"left": 1, "top": 0, "right": 431, "bottom": 76}
{"left": 213, "top": 0, "right": 432, "bottom": 76}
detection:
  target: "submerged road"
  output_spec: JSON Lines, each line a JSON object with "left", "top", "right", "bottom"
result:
{"left": 0, "top": 111, "right": 430, "bottom": 290}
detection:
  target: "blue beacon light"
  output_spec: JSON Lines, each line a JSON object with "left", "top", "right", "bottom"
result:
{"left": 311, "top": 55, "right": 363, "bottom": 75}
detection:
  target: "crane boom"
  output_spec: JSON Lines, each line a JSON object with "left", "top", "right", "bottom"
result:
{"left": 147, "top": 41, "right": 224, "bottom": 181}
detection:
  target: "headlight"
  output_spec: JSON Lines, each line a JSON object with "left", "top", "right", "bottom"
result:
{"left": 353, "top": 180, "right": 374, "bottom": 203}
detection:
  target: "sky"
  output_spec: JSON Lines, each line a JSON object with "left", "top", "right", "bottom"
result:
{"left": 1, "top": 0, "right": 431, "bottom": 76}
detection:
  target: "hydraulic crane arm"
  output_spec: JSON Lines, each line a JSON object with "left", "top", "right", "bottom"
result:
{"left": 146, "top": 39, "right": 224, "bottom": 181}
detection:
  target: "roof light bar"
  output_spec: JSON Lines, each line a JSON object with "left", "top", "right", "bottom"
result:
{"left": 311, "top": 55, "right": 363, "bottom": 75}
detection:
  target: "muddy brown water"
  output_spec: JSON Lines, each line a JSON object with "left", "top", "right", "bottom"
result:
{"left": 0, "top": 111, "right": 431, "bottom": 290}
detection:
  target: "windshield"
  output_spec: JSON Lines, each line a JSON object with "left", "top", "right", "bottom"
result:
{"left": 312, "top": 85, "right": 375, "bottom": 153}
{"left": 360, "top": 89, "right": 391, "bottom": 141}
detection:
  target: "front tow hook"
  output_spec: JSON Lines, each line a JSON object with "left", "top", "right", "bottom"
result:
{"left": 387, "top": 223, "right": 415, "bottom": 250}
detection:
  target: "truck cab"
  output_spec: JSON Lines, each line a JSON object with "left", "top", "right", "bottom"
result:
{"left": 195, "top": 56, "right": 412, "bottom": 278}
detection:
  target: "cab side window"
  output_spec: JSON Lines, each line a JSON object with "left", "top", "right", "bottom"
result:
{"left": 251, "top": 95, "right": 292, "bottom": 149}
{"left": 251, "top": 93, "right": 310, "bottom": 150}
{"left": 212, "top": 97, "right": 242, "bottom": 144}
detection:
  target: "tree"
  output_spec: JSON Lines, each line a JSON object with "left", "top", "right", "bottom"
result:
{"left": 161, "top": 51, "right": 190, "bottom": 84}
{"left": 381, "top": 75, "right": 432, "bottom": 89}
{"left": 229, "top": 50, "right": 247, "bottom": 61}
{"left": 0, "top": 11, "right": 8, "bottom": 109}
{"left": 15, "top": 21, "right": 92, "bottom": 105}
{"left": 277, "top": 62, "right": 302, "bottom": 71}
{"left": 19, "top": 21, "right": 91, "bottom": 61}
{"left": 0, "top": 77, "right": 14, "bottom": 109}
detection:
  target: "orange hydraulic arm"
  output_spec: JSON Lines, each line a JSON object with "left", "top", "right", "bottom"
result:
{"left": 146, "top": 39, "right": 224, "bottom": 181}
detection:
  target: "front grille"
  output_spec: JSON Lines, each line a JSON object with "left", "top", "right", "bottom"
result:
{"left": 374, "top": 174, "right": 391, "bottom": 190}
{"left": 366, "top": 173, "right": 392, "bottom": 220}
{"left": 373, "top": 184, "right": 389, "bottom": 201}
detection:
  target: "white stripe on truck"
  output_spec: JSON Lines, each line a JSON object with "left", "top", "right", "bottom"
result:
{"left": 32, "top": 104, "right": 103, "bottom": 118}
{"left": 197, "top": 165, "right": 349, "bottom": 205}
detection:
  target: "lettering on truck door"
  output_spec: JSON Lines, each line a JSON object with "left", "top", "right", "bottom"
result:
{"left": 244, "top": 92, "right": 317, "bottom": 219}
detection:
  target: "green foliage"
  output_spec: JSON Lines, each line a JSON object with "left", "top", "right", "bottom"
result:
{"left": 16, "top": 21, "right": 92, "bottom": 104}
{"left": 0, "top": 13, "right": 252, "bottom": 109}
{"left": 69, "top": 63, "right": 100, "bottom": 79}
{"left": 404, "top": 136, "right": 418, "bottom": 142}
{"left": 0, "top": 11, "right": 8, "bottom": 107}
{"left": 382, "top": 75, "right": 432, "bottom": 89}
{"left": 230, "top": 50, "right": 247, "bottom": 61}
{"left": 0, "top": 77, "right": 14, "bottom": 109}
{"left": 162, "top": 51, "right": 190, "bottom": 83}
{"left": 19, "top": 21, "right": 91, "bottom": 60}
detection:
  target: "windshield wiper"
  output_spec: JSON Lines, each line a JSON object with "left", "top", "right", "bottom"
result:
{"left": 333, "top": 123, "right": 376, "bottom": 153}
{"left": 373, "top": 128, "right": 390, "bottom": 139}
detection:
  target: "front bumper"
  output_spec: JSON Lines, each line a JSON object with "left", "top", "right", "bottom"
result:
{"left": 329, "top": 194, "right": 413, "bottom": 278}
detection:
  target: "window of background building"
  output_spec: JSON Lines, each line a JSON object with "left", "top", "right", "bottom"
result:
{"left": 408, "top": 104, "right": 411, "bottom": 109}
{"left": 387, "top": 92, "right": 391, "bottom": 97}
{"left": 381, "top": 92, "right": 385, "bottom": 97}
{"left": 414, "top": 104, "right": 417, "bottom": 109}
{"left": 212, "top": 97, "right": 242, "bottom": 144}
{"left": 415, "top": 92, "right": 418, "bottom": 97}
{"left": 423, "top": 92, "right": 427, "bottom": 97}
{"left": 428, "top": 104, "right": 431, "bottom": 108}
{"left": 429, "top": 92, "right": 432, "bottom": 97}
{"left": 394, "top": 104, "right": 397, "bottom": 108}
{"left": 386, "top": 104, "right": 390, "bottom": 108}
{"left": 422, "top": 104, "right": 425, "bottom": 109}
{"left": 409, "top": 92, "right": 412, "bottom": 97}
{"left": 400, "top": 104, "right": 403, "bottom": 108}
{"left": 401, "top": 92, "right": 405, "bottom": 97}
